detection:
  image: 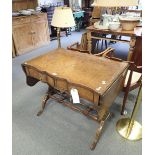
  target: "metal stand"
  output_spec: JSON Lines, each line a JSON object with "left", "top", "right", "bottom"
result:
{"left": 116, "top": 83, "right": 142, "bottom": 141}
{"left": 57, "top": 27, "right": 61, "bottom": 48}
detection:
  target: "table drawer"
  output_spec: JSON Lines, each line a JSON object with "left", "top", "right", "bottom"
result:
{"left": 26, "top": 68, "right": 47, "bottom": 83}
{"left": 13, "top": 17, "right": 31, "bottom": 26}
{"left": 54, "top": 79, "right": 99, "bottom": 105}
{"left": 68, "top": 84, "right": 99, "bottom": 105}
{"left": 25, "top": 67, "right": 100, "bottom": 105}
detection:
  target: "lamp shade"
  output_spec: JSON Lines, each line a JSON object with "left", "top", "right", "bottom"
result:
{"left": 92, "top": 0, "right": 139, "bottom": 7}
{"left": 51, "top": 7, "right": 75, "bottom": 28}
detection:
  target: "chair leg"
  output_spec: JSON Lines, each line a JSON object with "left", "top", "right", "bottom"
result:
{"left": 96, "top": 41, "right": 99, "bottom": 50}
{"left": 105, "top": 40, "right": 107, "bottom": 49}
{"left": 101, "top": 40, "right": 104, "bottom": 50}
{"left": 121, "top": 70, "right": 133, "bottom": 115}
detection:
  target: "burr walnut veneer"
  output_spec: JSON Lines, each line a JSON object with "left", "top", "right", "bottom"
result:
{"left": 22, "top": 48, "right": 129, "bottom": 150}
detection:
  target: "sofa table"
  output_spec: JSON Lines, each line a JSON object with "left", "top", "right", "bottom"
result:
{"left": 86, "top": 25, "right": 142, "bottom": 61}
{"left": 22, "top": 48, "right": 129, "bottom": 150}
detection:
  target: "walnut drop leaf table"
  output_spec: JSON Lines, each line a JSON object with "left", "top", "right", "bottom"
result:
{"left": 22, "top": 48, "right": 129, "bottom": 150}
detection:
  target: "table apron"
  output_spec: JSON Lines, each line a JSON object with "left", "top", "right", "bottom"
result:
{"left": 91, "top": 36, "right": 130, "bottom": 43}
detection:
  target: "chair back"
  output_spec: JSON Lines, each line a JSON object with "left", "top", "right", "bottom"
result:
{"left": 90, "top": 7, "right": 102, "bottom": 25}
{"left": 92, "top": 7, "right": 102, "bottom": 18}
{"left": 130, "top": 36, "right": 142, "bottom": 73}
{"left": 80, "top": 33, "right": 88, "bottom": 51}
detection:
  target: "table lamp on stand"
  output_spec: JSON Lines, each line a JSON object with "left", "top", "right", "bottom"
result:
{"left": 51, "top": 7, "right": 75, "bottom": 48}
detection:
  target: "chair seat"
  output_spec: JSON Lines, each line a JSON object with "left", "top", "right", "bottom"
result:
{"left": 124, "top": 70, "right": 141, "bottom": 87}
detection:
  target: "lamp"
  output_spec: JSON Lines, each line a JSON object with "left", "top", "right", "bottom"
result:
{"left": 92, "top": 0, "right": 140, "bottom": 30}
{"left": 51, "top": 7, "right": 75, "bottom": 48}
{"left": 92, "top": 0, "right": 139, "bottom": 7}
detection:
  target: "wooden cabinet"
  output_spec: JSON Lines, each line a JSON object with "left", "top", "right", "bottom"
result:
{"left": 13, "top": 23, "right": 34, "bottom": 55}
{"left": 12, "top": 0, "right": 38, "bottom": 12}
{"left": 12, "top": 13, "right": 50, "bottom": 56}
{"left": 31, "top": 20, "right": 49, "bottom": 48}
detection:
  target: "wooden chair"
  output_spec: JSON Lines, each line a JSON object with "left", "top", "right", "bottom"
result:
{"left": 101, "top": 37, "right": 142, "bottom": 115}
{"left": 67, "top": 33, "right": 114, "bottom": 56}
{"left": 67, "top": 32, "right": 99, "bottom": 54}
{"left": 89, "top": 7, "right": 108, "bottom": 49}
{"left": 67, "top": 33, "right": 89, "bottom": 54}
{"left": 67, "top": 32, "right": 109, "bottom": 54}
{"left": 90, "top": 7, "right": 102, "bottom": 25}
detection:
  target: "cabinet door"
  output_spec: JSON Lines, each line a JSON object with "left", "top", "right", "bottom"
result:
{"left": 31, "top": 20, "right": 50, "bottom": 48}
{"left": 13, "top": 24, "right": 34, "bottom": 55}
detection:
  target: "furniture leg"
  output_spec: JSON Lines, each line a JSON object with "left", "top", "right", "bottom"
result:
{"left": 37, "top": 93, "right": 50, "bottom": 116}
{"left": 105, "top": 40, "right": 107, "bottom": 49}
{"left": 87, "top": 31, "right": 92, "bottom": 54}
{"left": 65, "top": 28, "right": 68, "bottom": 37}
{"left": 57, "top": 28, "right": 61, "bottom": 48}
{"left": 127, "top": 36, "right": 136, "bottom": 61}
{"left": 90, "top": 120, "right": 105, "bottom": 150}
{"left": 90, "top": 112, "right": 111, "bottom": 150}
{"left": 96, "top": 40, "right": 99, "bottom": 50}
{"left": 101, "top": 40, "right": 104, "bottom": 50}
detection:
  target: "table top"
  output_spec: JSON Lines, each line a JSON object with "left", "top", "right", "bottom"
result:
{"left": 86, "top": 25, "right": 142, "bottom": 37}
{"left": 24, "top": 48, "right": 128, "bottom": 95}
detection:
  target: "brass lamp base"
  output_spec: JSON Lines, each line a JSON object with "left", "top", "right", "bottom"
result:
{"left": 116, "top": 118, "right": 142, "bottom": 141}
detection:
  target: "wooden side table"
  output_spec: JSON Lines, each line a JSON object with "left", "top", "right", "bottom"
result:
{"left": 22, "top": 48, "right": 129, "bottom": 150}
{"left": 86, "top": 26, "right": 142, "bottom": 61}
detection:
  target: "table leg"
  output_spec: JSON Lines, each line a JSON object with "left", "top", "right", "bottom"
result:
{"left": 127, "top": 36, "right": 136, "bottom": 61}
{"left": 90, "top": 112, "right": 111, "bottom": 150}
{"left": 37, "top": 87, "right": 59, "bottom": 116}
{"left": 87, "top": 31, "right": 92, "bottom": 54}
{"left": 90, "top": 120, "right": 105, "bottom": 150}
{"left": 37, "top": 93, "right": 50, "bottom": 116}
